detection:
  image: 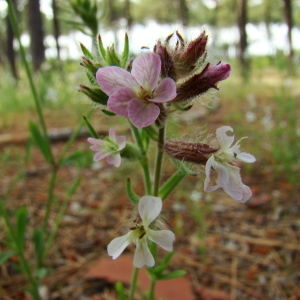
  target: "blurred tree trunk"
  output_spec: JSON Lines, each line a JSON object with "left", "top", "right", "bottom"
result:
{"left": 282, "top": 0, "right": 293, "bottom": 61}
{"left": 52, "top": 0, "right": 61, "bottom": 61}
{"left": 27, "top": 0, "right": 45, "bottom": 72}
{"left": 124, "top": 0, "right": 132, "bottom": 28}
{"left": 6, "top": 0, "right": 18, "bottom": 79}
{"left": 237, "top": 0, "right": 249, "bottom": 79}
{"left": 178, "top": 0, "right": 188, "bottom": 26}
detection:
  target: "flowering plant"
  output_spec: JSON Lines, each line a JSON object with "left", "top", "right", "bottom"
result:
{"left": 79, "top": 31, "right": 255, "bottom": 299}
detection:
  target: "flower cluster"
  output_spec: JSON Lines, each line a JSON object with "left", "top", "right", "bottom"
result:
{"left": 80, "top": 31, "right": 256, "bottom": 269}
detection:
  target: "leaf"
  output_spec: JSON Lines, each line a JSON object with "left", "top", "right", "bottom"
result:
{"left": 34, "top": 267, "right": 49, "bottom": 279}
{"left": 115, "top": 282, "right": 126, "bottom": 300}
{"left": 156, "top": 270, "right": 186, "bottom": 280}
{"left": 142, "top": 125, "right": 158, "bottom": 142}
{"left": 159, "top": 170, "right": 185, "bottom": 200}
{"left": 101, "top": 109, "right": 116, "bottom": 117}
{"left": 32, "top": 229, "right": 44, "bottom": 268}
{"left": 83, "top": 116, "right": 99, "bottom": 138}
{"left": 97, "top": 34, "right": 107, "bottom": 61}
{"left": 126, "top": 178, "right": 140, "bottom": 204}
{"left": 121, "top": 33, "right": 130, "bottom": 68}
{"left": 0, "top": 251, "right": 15, "bottom": 264}
{"left": 16, "top": 207, "right": 27, "bottom": 249}
{"left": 29, "top": 122, "right": 52, "bottom": 163}
{"left": 80, "top": 43, "right": 94, "bottom": 60}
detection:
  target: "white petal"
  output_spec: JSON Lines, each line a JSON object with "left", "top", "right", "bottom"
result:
{"left": 138, "top": 196, "right": 162, "bottom": 227}
{"left": 237, "top": 152, "right": 256, "bottom": 163}
{"left": 223, "top": 165, "right": 252, "bottom": 202}
{"left": 106, "top": 154, "right": 122, "bottom": 167}
{"left": 216, "top": 126, "right": 234, "bottom": 149}
{"left": 107, "top": 233, "right": 132, "bottom": 259}
{"left": 133, "top": 239, "right": 154, "bottom": 268}
{"left": 204, "top": 156, "right": 229, "bottom": 192}
{"left": 147, "top": 229, "right": 175, "bottom": 251}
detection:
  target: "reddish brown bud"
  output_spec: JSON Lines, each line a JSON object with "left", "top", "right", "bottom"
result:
{"left": 172, "top": 62, "right": 231, "bottom": 103}
{"left": 164, "top": 140, "right": 219, "bottom": 165}
{"left": 184, "top": 31, "right": 208, "bottom": 68}
{"left": 154, "top": 41, "right": 176, "bottom": 80}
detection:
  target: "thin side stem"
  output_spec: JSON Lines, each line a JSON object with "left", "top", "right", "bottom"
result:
{"left": 147, "top": 279, "right": 156, "bottom": 300}
{"left": 42, "top": 168, "right": 58, "bottom": 233}
{"left": 7, "top": 0, "right": 54, "bottom": 165}
{"left": 153, "top": 126, "right": 166, "bottom": 196}
{"left": 128, "top": 267, "right": 139, "bottom": 300}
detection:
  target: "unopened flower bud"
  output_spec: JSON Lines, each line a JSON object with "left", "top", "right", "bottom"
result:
{"left": 154, "top": 41, "right": 176, "bottom": 80}
{"left": 172, "top": 62, "right": 231, "bottom": 103}
{"left": 165, "top": 140, "right": 219, "bottom": 165}
{"left": 80, "top": 56, "right": 102, "bottom": 75}
{"left": 79, "top": 84, "right": 108, "bottom": 105}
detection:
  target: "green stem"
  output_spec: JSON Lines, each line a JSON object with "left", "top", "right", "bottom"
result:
{"left": 128, "top": 267, "right": 139, "bottom": 300}
{"left": 159, "top": 170, "right": 185, "bottom": 201}
{"left": 129, "top": 122, "right": 151, "bottom": 194}
{"left": 7, "top": 0, "right": 55, "bottom": 166}
{"left": 153, "top": 126, "right": 165, "bottom": 196}
{"left": 147, "top": 279, "right": 156, "bottom": 300}
{"left": 42, "top": 168, "right": 58, "bottom": 233}
{"left": 0, "top": 203, "right": 41, "bottom": 300}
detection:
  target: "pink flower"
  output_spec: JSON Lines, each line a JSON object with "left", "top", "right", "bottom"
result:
{"left": 96, "top": 53, "right": 177, "bottom": 128}
{"left": 203, "top": 63, "right": 231, "bottom": 84}
{"left": 204, "top": 126, "right": 256, "bottom": 202}
{"left": 87, "top": 128, "right": 126, "bottom": 167}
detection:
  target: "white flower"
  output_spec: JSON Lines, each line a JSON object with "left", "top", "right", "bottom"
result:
{"left": 204, "top": 126, "right": 256, "bottom": 202}
{"left": 107, "top": 196, "right": 175, "bottom": 268}
{"left": 87, "top": 128, "right": 126, "bottom": 168}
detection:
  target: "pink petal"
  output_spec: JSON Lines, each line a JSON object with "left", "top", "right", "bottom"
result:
{"left": 106, "top": 154, "right": 122, "bottom": 167}
{"left": 131, "top": 53, "right": 161, "bottom": 91}
{"left": 107, "top": 87, "right": 136, "bottom": 117}
{"left": 96, "top": 66, "right": 139, "bottom": 95}
{"left": 116, "top": 136, "right": 126, "bottom": 150}
{"left": 94, "top": 150, "right": 109, "bottom": 161}
{"left": 128, "top": 98, "right": 160, "bottom": 128}
{"left": 150, "top": 77, "right": 177, "bottom": 103}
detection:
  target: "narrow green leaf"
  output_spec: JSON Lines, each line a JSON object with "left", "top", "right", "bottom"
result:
{"left": 159, "top": 170, "right": 186, "bottom": 200}
{"left": 156, "top": 270, "right": 186, "bottom": 280}
{"left": 115, "top": 282, "right": 126, "bottom": 300}
{"left": 83, "top": 116, "right": 99, "bottom": 138}
{"left": 126, "top": 178, "right": 140, "bottom": 204}
{"left": 34, "top": 267, "right": 49, "bottom": 279}
{"left": 0, "top": 251, "right": 15, "bottom": 264}
{"left": 97, "top": 34, "right": 107, "bottom": 61}
{"left": 16, "top": 207, "right": 27, "bottom": 249}
{"left": 106, "top": 46, "right": 121, "bottom": 66}
{"left": 142, "top": 125, "right": 158, "bottom": 142}
{"left": 101, "top": 109, "right": 116, "bottom": 117}
{"left": 121, "top": 33, "right": 129, "bottom": 68}
{"left": 29, "top": 121, "right": 52, "bottom": 163}
{"left": 32, "top": 229, "right": 44, "bottom": 268}
{"left": 80, "top": 43, "right": 94, "bottom": 60}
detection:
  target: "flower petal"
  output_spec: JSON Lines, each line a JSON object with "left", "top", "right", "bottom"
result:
{"left": 107, "top": 232, "right": 132, "bottom": 259}
{"left": 138, "top": 196, "right": 162, "bottom": 227}
{"left": 116, "top": 136, "right": 127, "bottom": 150}
{"left": 108, "top": 87, "right": 136, "bottom": 117}
{"left": 237, "top": 152, "right": 256, "bottom": 163}
{"left": 106, "top": 154, "right": 122, "bottom": 167}
{"left": 223, "top": 165, "right": 252, "bottom": 202}
{"left": 216, "top": 126, "right": 234, "bottom": 149}
{"left": 133, "top": 238, "right": 154, "bottom": 268}
{"left": 151, "top": 77, "right": 177, "bottom": 103}
{"left": 131, "top": 53, "right": 161, "bottom": 91}
{"left": 147, "top": 229, "right": 175, "bottom": 252}
{"left": 96, "top": 67, "right": 139, "bottom": 95}
{"left": 128, "top": 98, "right": 160, "bottom": 128}
{"left": 93, "top": 150, "right": 109, "bottom": 162}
